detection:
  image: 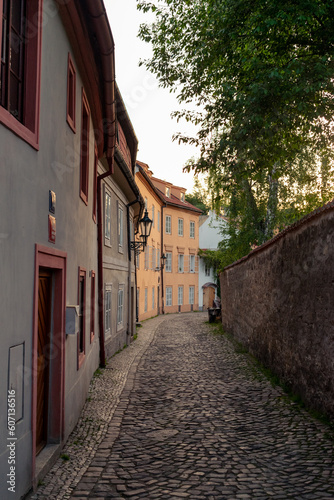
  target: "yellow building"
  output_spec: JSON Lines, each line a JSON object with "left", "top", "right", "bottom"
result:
{"left": 135, "top": 162, "right": 202, "bottom": 320}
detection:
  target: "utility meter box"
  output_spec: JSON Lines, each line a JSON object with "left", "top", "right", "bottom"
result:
{"left": 66, "top": 305, "right": 79, "bottom": 335}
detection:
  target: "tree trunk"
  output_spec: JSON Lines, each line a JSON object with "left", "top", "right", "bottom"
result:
{"left": 264, "top": 163, "right": 279, "bottom": 240}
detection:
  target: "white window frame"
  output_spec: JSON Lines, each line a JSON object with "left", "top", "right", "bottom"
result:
{"left": 166, "top": 187, "right": 170, "bottom": 198}
{"left": 117, "top": 286, "right": 124, "bottom": 329}
{"left": 178, "top": 254, "right": 184, "bottom": 273}
{"left": 144, "top": 288, "right": 148, "bottom": 312}
{"left": 145, "top": 246, "right": 150, "bottom": 270}
{"left": 190, "top": 255, "right": 195, "bottom": 273}
{"left": 178, "top": 218, "right": 184, "bottom": 237}
{"left": 205, "top": 263, "right": 211, "bottom": 276}
{"left": 104, "top": 189, "right": 111, "bottom": 246}
{"left": 178, "top": 286, "right": 183, "bottom": 306}
{"left": 189, "top": 286, "right": 195, "bottom": 305}
{"left": 152, "top": 204, "right": 155, "bottom": 228}
{"left": 157, "top": 211, "right": 160, "bottom": 232}
{"left": 105, "top": 284, "right": 112, "bottom": 338}
{"left": 118, "top": 202, "right": 124, "bottom": 252}
{"left": 165, "top": 215, "right": 171, "bottom": 234}
{"left": 190, "top": 221, "right": 195, "bottom": 239}
{"left": 165, "top": 252, "right": 172, "bottom": 272}
{"left": 152, "top": 287, "right": 155, "bottom": 310}
{"left": 166, "top": 287, "right": 172, "bottom": 307}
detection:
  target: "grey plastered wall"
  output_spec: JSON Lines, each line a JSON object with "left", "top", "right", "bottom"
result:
{"left": 0, "top": 2, "right": 100, "bottom": 498}
{"left": 220, "top": 204, "right": 334, "bottom": 419}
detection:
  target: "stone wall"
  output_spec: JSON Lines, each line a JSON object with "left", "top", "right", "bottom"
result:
{"left": 220, "top": 202, "right": 334, "bottom": 419}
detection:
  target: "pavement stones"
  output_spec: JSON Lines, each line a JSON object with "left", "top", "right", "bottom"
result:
{"left": 29, "top": 313, "right": 334, "bottom": 499}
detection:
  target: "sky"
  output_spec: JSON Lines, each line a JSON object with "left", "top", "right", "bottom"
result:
{"left": 105, "top": 0, "right": 200, "bottom": 193}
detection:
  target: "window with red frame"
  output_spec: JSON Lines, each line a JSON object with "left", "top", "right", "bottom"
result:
{"left": 80, "top": 89, "right": 90, "bottom": 204}
{"left": 90, "top": 271, "right": 95, "bottom": 343}
{"left": 92, "top": 144, "right": 98, "bottom": 222}
{"left": 66, "top": 53, "right": 76, "bottom": 132}
{"left": 0, "top": 0, "right": 42, "bottom": 148}
{"left": 78, "top": 268, "right": 86, "bottom": 368}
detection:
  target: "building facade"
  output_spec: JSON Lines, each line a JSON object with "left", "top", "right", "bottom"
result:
{"left": 199, "top": 210, "right": 229, "bottom": 310}
{"left": 0, "top": 2, "right": 141, "bottom": 497}
{"left": 135, "top": 163, "right": 202, "bottom": 319}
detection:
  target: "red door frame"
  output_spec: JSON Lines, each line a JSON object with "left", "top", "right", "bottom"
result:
{"left": 32, "top": 245, "right": 67, "bottom": 477}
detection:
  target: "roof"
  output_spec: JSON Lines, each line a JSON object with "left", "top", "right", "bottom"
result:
{"left": 155, "top": 187, "right": 203, "bottom": 213}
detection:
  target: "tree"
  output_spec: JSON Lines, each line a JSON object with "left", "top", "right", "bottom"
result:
{"left": 185, "top": 177, "right": 210, "bottom": 214}
{"left": 137, "top": 0, "right": 334, "bottom": 263}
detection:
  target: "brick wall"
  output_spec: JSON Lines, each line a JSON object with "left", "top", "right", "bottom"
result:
{"left": 220, "top": 202, "right": 334, "bottom": 419}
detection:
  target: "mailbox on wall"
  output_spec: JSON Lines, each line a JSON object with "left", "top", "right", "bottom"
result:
{"left": 65, "top": 306, "right": 79, "bottom": 335}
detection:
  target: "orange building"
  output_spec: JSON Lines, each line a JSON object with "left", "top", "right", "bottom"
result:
{"left": 135, "top": 162, "right": 202, "bottom": 320}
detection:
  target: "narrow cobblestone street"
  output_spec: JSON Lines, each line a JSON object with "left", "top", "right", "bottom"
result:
{"left": 31, "top": 313, "right": 334, "bottom": 499}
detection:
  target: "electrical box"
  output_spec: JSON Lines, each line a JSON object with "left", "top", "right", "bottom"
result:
{"left": 66, "top": 306, "right": 79, "bottom": 335}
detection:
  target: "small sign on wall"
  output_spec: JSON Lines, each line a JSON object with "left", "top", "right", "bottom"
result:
{"left": 48, "top": 215, "right": 56, "bottom": 243}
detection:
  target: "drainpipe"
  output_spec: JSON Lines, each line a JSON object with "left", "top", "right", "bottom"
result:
{"left": 161, "top": 204, "right": 166, "bottom": 314}
{"left": 126, "top": 198, "right": 142, "bottom": 341}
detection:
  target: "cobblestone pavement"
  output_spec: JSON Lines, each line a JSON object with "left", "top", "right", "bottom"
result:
{"left": 31, "top": 313, "right": 334, "bottom": 499}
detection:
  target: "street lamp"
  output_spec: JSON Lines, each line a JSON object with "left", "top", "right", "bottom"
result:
{"left": 161, "top": 253, "right": 167, "bottom": 270}
{"left": 130, "top": 209, "right": 153, "bottom": 254}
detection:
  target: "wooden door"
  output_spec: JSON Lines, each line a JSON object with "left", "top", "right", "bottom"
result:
{"left": 203, "top": 286, "right": 215, "bottom": 309}
{"left": 36, "top": 270, "right": 52, "bottom": 455}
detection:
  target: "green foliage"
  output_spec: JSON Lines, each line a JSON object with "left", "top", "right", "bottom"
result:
{"left": 185, "top": 177, "right": 210, "bottom": 214}
{"left": 137, "top": 0, "right": 334, "bottom": 263}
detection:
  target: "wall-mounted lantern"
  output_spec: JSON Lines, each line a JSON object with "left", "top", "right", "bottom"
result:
{"left": 130, "top": 209, "right": 153, "bottom": 254}
{"left": 155, "top": 253, "right": 167, "bottom": 272}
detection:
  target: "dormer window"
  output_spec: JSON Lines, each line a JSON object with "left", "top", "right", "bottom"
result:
{"left": 166, "top": 187, "right": 170, "bottom": 198}
{"left": 181, "top": 192, "right": 185, "bottom": 202}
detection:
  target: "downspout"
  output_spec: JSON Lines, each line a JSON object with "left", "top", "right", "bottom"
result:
{"left": 161, "top": 204, "right": 166, "bottom": 314}
{"left": 126, "top": 198, "right": 142, "bottom": 341}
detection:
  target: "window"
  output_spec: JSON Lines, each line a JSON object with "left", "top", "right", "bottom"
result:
{"left": 90, "top": 271, "right": 95, "bottom": 342}
{"left": 152, "top": 205, "right": 155, "bottom": 228}
{"left": 157, "top": 211, "right": 160, "bottom": 232}
{"left": 205, "top": 263, "right": 211, "bottom": 276}
{"left": 165, "top": 252, "right": 172, "bottom": 272}
{"left": 78, "top": 268, "right": 86, "bottom": 368}
{"left": 105, "top": 284, "right": 112, "bottom": 337}
{"left": 166, "top": 287, "right": 172, "bottom": 307}
{"left": 144, "top": 288, "right": 148, "bottom": 313}
{"left": 144, "top": 245, "right": 149, "bottom": 270}
{"left": 190, "top": 255, "right": 195, "bottom": 273}
{"left": 157, "top": 249, "right": 160, "bottom": 270}
{"left": 104, "top": 190, "right": 111, "bottom": 245}
{"left": 117, "top": 286, "right": 124, "bottom": 328}
{"left": 152, "top": 287, "right": 155, "bottom": 309}
{"left": 165, "top": 215, "right": 171, "bottom": 234}
{"left": 181, "top": 192, "right": 185, "bottom": 202}
{"left": 189, "top": 286, "right": 195, "bottom": 305}
{"left": 190, "top": 221, "right": 195, "bottom": 239}
{"left": 0, "top": 0, "right": 42, "bottom": 148}
{"left": 144, "top": 197, "right": 148, "bottom": 209}
{"left": 80, "top": 89, "right": 90, "bottom": 204}
{"left": 118, "top": 203, "right": 124, "bottom": 251}
{"left": 92, "top": 145, "right": 98, "bottom": 223}
{"left": 166, "top": 187, "right": 170, "bottom": 198}
{"left": 178, "top": 218, "right": 184, "bottom": 237}
{"left": 178, "top": 254, "right": 184, "bottom": 273}
{"left": 178, "top": 286, "right": 183, "bottom": 306}
{"left": 67, "top": 53, "right": 76, "bottom": 132}
{"left": 152, "top": 247, "right": 156, "bottom": 270}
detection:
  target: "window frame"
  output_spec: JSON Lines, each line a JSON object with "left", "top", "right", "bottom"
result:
{"left": 178, "top": 254, "right": 184, "bottom": 273}
{"left": 0, "top": 0, "right": 43, "bottom": 149}
{"left": 118, "top": 201, "right": 124, "bottom": 252}
{"left": 166, "top": 287, "right": 172, "bottom": 307}
{"left": 178, "top": 286, "right": 184, "bottom": 306}
{"left": 90, "top": 271, "right": 95, "bottom": 343}
{"left": 178, "top": 218, "right": 184, "bottom": 237}
{"left": 165, "top": 252, "right": 172, "bottom": 272}
{"left": 165, "top": 215, "right": 171, "bottom": 234}
{"left": 66, "top": 53, "right": 76, "bottom": 132}
{"left": 104, "top": 187, "right": 111, "bottom": 246}
{"left": 77, "top": 267, "right": 86, "bottom": 369}
{"left": 104, "top": 283, "right": 112, "bottom": 338}
{"left": 189, "top": 286, "right": 195, "bottom": 305}
{"left": 190, "top": 255, "right": 195, "bottom": 273}
{"left": 92, "top": 144, "right": 98, "bottom": 223}
{"left": 80, "top": 88, "right": 90, "bottom": 204}
{"left": 190, "top": 221, "right": 195, "bottom": 239}
{"left": 117, "top": 285, "right": 124, "bottom": 330}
